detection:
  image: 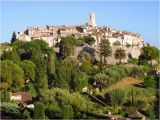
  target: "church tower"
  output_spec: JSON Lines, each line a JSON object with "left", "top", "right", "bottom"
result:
{"left": 88, "top": 13, "right": 96, "bottom": 27}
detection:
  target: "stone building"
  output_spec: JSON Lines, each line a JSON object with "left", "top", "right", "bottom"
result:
{"left": 17, "top": 13, "right": 144, "bottom": 60}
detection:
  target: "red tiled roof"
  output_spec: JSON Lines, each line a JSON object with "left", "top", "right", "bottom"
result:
{"left": 11, "top": 92, "right": 32, "bottom": 105}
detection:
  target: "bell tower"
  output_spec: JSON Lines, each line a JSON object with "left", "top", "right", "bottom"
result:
{"left": 88, "top": 13, "right": 96, "bottom": 27}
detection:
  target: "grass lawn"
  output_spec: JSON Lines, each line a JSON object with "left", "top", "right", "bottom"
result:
{"left": 99, "top": 77, "right": 144, "bottom": 96}
{"left": 100, "top": 77, "right": 155, "bottom": 101}
{"left": 106, "top": 77, "right": 143, "bottom": 92}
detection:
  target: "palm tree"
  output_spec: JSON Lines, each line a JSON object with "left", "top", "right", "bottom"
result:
{"left": 114, "top": 48, "right": 126, "bottom": 64}
{"left": 99, "top": 38, "right": 112, "bottom": 65}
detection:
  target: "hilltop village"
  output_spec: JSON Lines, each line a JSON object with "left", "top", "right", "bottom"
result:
{"left": 17, "top": 13, "right": 144, "bottom": 64}
{"left": 1, "top": 13, "right": 159, "bottom": 119}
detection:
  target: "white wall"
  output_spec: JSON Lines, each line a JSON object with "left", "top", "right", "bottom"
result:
{"left": 123, "top": 35, "right": 133, "bottom": 45}
{"left": 109, "top": 38, "right": 122, "bottom": 46}
{"left": 42, "top": 37, "right": 54, "bottom": 47}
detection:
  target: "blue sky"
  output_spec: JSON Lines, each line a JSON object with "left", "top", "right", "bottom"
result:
{"left": 1, "top": 0, "right": 159, "bottom": 47}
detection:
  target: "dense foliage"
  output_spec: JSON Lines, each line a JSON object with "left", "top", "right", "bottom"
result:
{"left": 115, "top": 48, "right": 126, "bottom": 64}
{"left": 113, "top": 41, "right": 121, "bottom": 46}
{"left": 1, "top": 60, "right": 24, "bottom": 91}
{"left": 0, "top": 36, "right": 159, "bottom": 119}
{"left": 83, "top": 35, "right": 96, "bottom": 45}
{"left": 99, "top": 38, "right": 112, "bottom": 65}
{"left": 59, "top": 35, "right": 76, "bottom": 59}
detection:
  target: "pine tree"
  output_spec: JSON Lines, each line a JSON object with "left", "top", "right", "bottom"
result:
{"left": 11, "top": 31, "right": 17, "bottom": 44}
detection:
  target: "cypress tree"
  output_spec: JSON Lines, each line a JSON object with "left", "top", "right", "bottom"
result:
{"left": 11, "top": 31, "right": 17, "bottom": 44}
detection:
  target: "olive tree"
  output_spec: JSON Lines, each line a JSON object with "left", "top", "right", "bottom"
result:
{"left": 1, "top": 60, "right": 24, "bottom": 91}
{"left": 19, "top": 60, "right": 36, "bottom": 83}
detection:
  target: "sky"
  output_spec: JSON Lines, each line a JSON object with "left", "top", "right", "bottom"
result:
{"left": 1, "top": 0, "right": 159, "bottom": 47}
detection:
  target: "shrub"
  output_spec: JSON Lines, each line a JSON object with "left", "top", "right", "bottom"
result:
{"left": 144, "top": 76, "right": 156, "bottom": 88}
{"left": 130, "top": 66, "right": 143, "bottom": 77}
{"left": 40, "top": 88, "right": 94, "bottom": 112}
{"left": 113, "top": 41, "right": 121, "bottom": 46}
{"left": 123, "top": 66, "right": 132, "bottom": 76}
{"left": 83, "top": 36, "right": 95, "bottom": 45}
{"left": 76, "top": 39, "right": 84, "bottom": 46}
{"left": 1, "top": 102, "right": 21, "bottom": 118}
{"left": 94, "top": 73, "right": 110, "bottom": 88}
{"left": 126, "top": 43, "right": 131, "bottom": 48}
{"left": 34, "top": 102, "right": 45, "bottom": 119}
{"left": 45, "top": 103, "right": 62, "bottom": 119}
{"left": 115, "top": 67, "right": 126, "bottom": 78}
{"left": 134, "top": 99, "right": 148, "bottom": 110}
{"left": 111, "top": 71, "right": 121, "bottom": 82}
{"left": 128, "top": 58, "right": 138, "bottom": 66}
{"left": 62, "top": 105, "right": 73, "bottom": 119}
{"left": 108, "top": 89, "right": 127, "bottom": 107}
{"left": 0, "top": 89, "right": 10, "bottom": 102}
{"left": 80, "top": 61, "right": 92, "bottom": 74}
{"left": 25, "top": 83, "right": 37, "bottom": 97}
{"left": 102, "top": 65, "right": 129, "bottom": 85}
{"left": 140, "top": 65, "right": 151, "bottom": 73}
{"left": 1, "top": 60, "right": 24, "bottom": 91}
{"left": 22, "top": 110, "right": 31, "bottom": 119}
{"left": 146, "top": 106, "right": 157, "bottom": 119}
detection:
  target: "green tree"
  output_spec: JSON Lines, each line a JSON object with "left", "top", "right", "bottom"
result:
{"left": 141, "top": 44, "right": 159, "bottom": 64}
{"left": 130, "top": 66, "right": 143, "bottom": 78}
{"left": 54, "top": 61, "right": 69, "bottom": 89}
{"left": 78, "top": 51, "right": 92, "bottom": 62}
{"left": 48, "top": 53, "right": 56, "bottom": 75}
{"left": 1, "top": 102, "right": 21, "bottom": 118}
{"left": 54, "top": 57, "right": 88, "bottom": 91}
{"left": 70, "top": 71, "right": 88, "bottom": 91}
{"left": 47, "top": 52, "right": 56, "bottom": 88}
{"left": 45, "top": 103, "right": 62, "bottom": 119}
{"left": 62, "top": 105, "right": 73, "bottom": 119}
{"left": 19, "top": 60, "right": 36, "bottom": 83}
{"left": 8, "top": 40, "right": 54, "bottom": 92}
{"left": 113, "top": 41, "right": 121, "bottom": 46}
{"left": 1, "top": 60, "right": 24, "bottom": 91}
{"left": 94, "top": 73, "right": 110, "bottom": 88}
{"left": 34, "top": 102, "right": 45, "bottom": 119}
{"left": 25, "top": 83, "right": 37, "bottom": 97}
{"left": 83, "top": 35, "right": 95, "bottom": 46}
{"left": 99, "top": 38, "right": 112, "bottom": 64}
{"left": 126, "top": 43, "right": 131, "bottom": 48}
{"left": 115, "top": 48, "right": 126, "bottom": 64}
{"left": 80, "top": 60, "right": 92, "bottom": 74}
{"left": 40, "top": 88, "right": 93, "bottom": 112}
{"left": 144, "top": 76, "right": 156, "bottom": 88}
{"left": 76, "top": 37, "right": 85, "bottom": 46}
{"left": 128, "top": 58, "right": 138, "bottom": 66}
{"left": 108, "top": 89, "right": 127, "bottom": 107}
{"left": 24, "top": 50, "right": 48, "bottom": 92}
{"left": 23, "top": 110, "right": 31, "bottom": 119}
{"left": 59, "top": 36, "right": 76, "bottom": 59}
{"left": 1, "top": 48, "right": 20, "bottom": 64}
{"left": 0, "top": 89, "right": 10, "bottom": 102}
{"left": 11, "top": 31, "right": 17, "bottom": 44}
